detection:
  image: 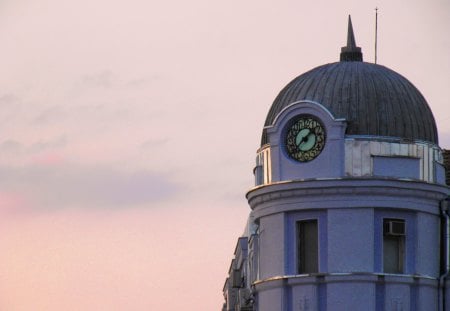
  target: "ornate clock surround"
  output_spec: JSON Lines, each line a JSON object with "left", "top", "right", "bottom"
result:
{"left": 263, "top": 100, "right": 347, "bottom": 181}
{"left": 284, "top": 115, "right": 326, "bottom": 162}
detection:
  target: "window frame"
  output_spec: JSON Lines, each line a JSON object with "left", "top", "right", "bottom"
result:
{"left": 297, "top": 219, "right": 319, "bottom": 274}
{"left": 382, "top": 218, "right": 406, "bottom": 274}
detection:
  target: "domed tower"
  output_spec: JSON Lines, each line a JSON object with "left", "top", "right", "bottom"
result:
{"left": 223, "top": 17, "right": 450, "bottom": 311}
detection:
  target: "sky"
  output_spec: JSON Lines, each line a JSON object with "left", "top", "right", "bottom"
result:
{"left": 0, "top": 0, "right": 448, "bottom": 310}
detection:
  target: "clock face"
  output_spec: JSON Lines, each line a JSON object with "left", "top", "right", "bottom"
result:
{"left": 285, "top": 116, "right": 326, "bottom": 162}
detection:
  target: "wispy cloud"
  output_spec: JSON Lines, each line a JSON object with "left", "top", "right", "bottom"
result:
{"left": 0, "top": 140, "right": 22, "bottom": 154}
{"left": 140, "top": 138, "right": 169, "bottom": 150}
{"left": 0, "top": 136, "right": 67, "bottom": 157}
{"left": 0, "top": 162, "right": 180, "bottom": 209}
{"left": 33, "top": 106, "right": 67, "bottom": 125}
{"left": 81, "top": 70, "right": 116, "bottom": 89}
{"left": 0, "top": 93, "right": 19, "bottom": 106}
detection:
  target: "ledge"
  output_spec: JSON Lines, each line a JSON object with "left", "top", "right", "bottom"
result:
{"left": 246, "top": 178, "right": 449, "bottom": 217}
{"left": 253, "top": 272, "right": 438, "bottom": 291}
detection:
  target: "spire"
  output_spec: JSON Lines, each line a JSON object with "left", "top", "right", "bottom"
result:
{"left": 346, "top": 15, "right": 357, "bottom": 48}
{"left": 340, "top": 15, "right": 363, "bottom": 62}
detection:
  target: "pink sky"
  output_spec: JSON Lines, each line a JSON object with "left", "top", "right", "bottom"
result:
{"left": 0, "top": 0, "right": 449, "bottom": 310}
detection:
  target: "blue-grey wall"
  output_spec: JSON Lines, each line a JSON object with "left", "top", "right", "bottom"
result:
{"left": 224, "top": 101, "right": 450, "bottom": 311}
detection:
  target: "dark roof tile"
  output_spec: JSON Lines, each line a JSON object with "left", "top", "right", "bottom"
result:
{"left": 261, "top": 62, "right": 438, "bottom": 146}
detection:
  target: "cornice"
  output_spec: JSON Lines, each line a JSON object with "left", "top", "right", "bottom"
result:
{"left": 247, "top": 178, "right": 449, "bottom": 217}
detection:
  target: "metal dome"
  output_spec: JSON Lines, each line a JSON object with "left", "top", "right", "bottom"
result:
{"left": 261, "top": 18, "right": 438, "bottom": 146}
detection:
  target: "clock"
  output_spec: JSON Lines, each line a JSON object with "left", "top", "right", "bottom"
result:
{"left": 285, "top": 116, "right": 326, "bottom": 162}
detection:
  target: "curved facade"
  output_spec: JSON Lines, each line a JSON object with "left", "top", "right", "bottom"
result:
{"left": 223, "top": 17, "right": 450, "bottom": 311}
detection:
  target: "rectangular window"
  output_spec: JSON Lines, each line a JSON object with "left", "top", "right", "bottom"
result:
{"left": 383, "top": 219, "right": 405, "bottom": 273}
{"left": 297, "top": 220, "right": 318, "bottom": 273}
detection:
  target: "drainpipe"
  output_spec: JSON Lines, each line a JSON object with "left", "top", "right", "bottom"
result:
{"left": 439, "top": 199, "right": 450, "bottom": 311}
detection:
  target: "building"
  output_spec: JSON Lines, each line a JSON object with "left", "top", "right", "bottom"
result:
{"left": 223, "top": 17, "right": 450, "bottom": 311}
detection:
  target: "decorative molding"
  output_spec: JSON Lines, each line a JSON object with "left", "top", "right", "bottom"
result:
{"left": 247, "top": 178, "right": 449, "bottom": 218}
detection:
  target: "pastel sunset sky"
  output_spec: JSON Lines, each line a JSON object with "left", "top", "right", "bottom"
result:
{"left": 0, "top": 0, "right": 449, "bottom": 310}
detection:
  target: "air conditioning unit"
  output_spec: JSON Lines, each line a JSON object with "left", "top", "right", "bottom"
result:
{"left": 384, "top": 220, "right": 405, "bottom": 236}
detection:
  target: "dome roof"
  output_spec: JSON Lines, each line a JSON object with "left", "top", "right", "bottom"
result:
{"left": 261, "top": 17, "right": 438, "bottom": 146}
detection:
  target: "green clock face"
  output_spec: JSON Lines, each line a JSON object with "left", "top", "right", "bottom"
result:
{"left": 285, "top": 116, "right": 325, "bottom": 162}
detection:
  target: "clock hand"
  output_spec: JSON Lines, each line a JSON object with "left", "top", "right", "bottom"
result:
{"left": 296, "top": 129, "right": 311, "bottom": 146}
{"left": 299, "top": 132, "right": 316, "bottom": 151}
{"left": 298, "top": 129, "right": 311, "bottom": 146}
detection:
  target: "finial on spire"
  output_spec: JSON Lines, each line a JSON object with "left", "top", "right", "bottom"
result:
{"left": 340, "top": 15, "right": 363, "bottom": 62}
{"left": 375, "top": 8, "right": 378, "bottom": 64}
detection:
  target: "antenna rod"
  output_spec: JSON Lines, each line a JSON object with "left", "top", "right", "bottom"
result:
{"left": 375, "top": 7, "right": 378, "bottom": 64}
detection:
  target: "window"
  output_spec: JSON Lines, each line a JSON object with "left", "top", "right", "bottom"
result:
{"left": 297, "top": 220, "right": 318, "bottom": 273}
{"left": 383, "top": 219, "right": 405, "bottom": 273}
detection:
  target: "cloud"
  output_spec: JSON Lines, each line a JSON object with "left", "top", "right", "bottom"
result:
{"left": 0, "top": 162, "right": 180, "bottom": 209}
{"left": 81, "top": 70, "right": 115, "bottom": 89}
{"left": 0, "top": 136, "right": 67, "bottom": 157}
{"left": 76, "top": 71, "right": 162, "bottom": 93}
{"left": 33, "top": 106, "right": 67, "bottom": 125}
{"left": 0, "top": 140, "right": 23, "bottom": 154}
{"left": 29, "top": 136, "right": 67, "bottom": 153}
{"left": 0, "top": 93, "right": 19, "bottom": 106}
{"left": 0, "top": 93, "right": 24, "bottom": 128}
{"left": 140, "top": 138, "right": 169, "bottom": 150}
